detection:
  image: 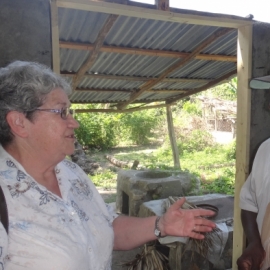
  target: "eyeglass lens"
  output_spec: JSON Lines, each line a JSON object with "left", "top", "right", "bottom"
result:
{"left": 61, "top": 108, "right": 74, "bottom": 119}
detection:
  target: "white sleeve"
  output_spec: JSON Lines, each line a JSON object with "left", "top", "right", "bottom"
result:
{"left": 239, "top": 172, "right": 258, "bottom": 213}
{"left": 105, "top": 203, "right": 118, "bottom": 221}
{"left": 239, "top": 139, "right": 270, "bottom": 213}
{"left": 0, "top": 222, "right": 8, "bottom": 268}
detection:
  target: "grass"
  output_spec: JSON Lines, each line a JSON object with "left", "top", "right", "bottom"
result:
{"left": 88, "top": 141, "right": 236, "bottom": 196}
{"left": 91, "top": 169, "right": 117, "bottom": 190}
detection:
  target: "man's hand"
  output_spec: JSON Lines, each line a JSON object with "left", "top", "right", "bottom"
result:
{"left": 237, "top": 241, "right": 265, "bottom": 270}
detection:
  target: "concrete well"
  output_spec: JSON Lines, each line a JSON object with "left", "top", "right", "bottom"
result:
{"left": 116, "top": 169, "right": 193, "bottom": 216}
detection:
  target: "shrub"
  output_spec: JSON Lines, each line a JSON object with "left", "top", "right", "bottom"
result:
{"left": 178, "top": 129, "right": 215, "bottom": 154}
{"left": 73, "top": 105, "right": 164, "bottom": 149}
{"left": 224, "top": 139, "right": 236, "bottom": 160}
{"left": 182, "top": 100, "right": 202, "bottom": 116}
{"left": 74, "top": 105, "right": 120, "bottom": 149}
{"left": 119, "top": 109, "right": 162, "bottom": 145}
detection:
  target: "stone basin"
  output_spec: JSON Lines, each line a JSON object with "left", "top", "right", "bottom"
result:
{"left": 116, "top": 169, "right": 193, "bottom": 216}
{"left": 135, "top": 171, "right": 171, "bottom": 179}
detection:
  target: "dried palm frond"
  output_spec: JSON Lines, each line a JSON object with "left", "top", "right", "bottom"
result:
{"left": 119, "top": 242, "right": 169, "bottom": 270}
{"left": 163, "top": 196, "right": 222, "bottom": 261}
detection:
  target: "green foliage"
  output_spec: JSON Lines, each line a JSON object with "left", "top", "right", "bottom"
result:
{"left": 178, "top": 130, "right": 215, "bottom": 154}
{"left": 89, "top": 139, "right": 236, "bottom": 196}
{"left": 204, "top": 77, "right": 237, "bottom": 100}
{"left": 90, "top": 169, "right": 117, "bottom": 189}
{"left": 224, "top": 139, "right": 236, "bottom": 160}
{"left": 201, "top": 167, "right": 235, "bottom": 195}
{"left": 118, "top": 109, "right": 163, "bottom": 145}
{"left": 74, "top": 107, "right": 119, "bottom": 149}
{"left": 74, "top": 82, "right": 237, "bottom": 196}
{"left": 73, "top": 105, "right": 164, "bottom": 149}
{"left": 182, "top": 100, "right": 202, "bottom": 116}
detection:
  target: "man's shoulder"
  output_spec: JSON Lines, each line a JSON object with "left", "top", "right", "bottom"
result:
{"left": 257, "top": 138, "right": 270, "bottom": 155}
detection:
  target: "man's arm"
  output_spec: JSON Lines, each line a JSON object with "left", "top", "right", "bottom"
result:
{"left": 237, "top": 209, "right": 265, "bottom": 270}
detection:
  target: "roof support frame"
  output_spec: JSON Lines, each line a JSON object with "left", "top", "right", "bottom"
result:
{"left": 59, "top": 41, "right": 237, "bottom": 62}
{"left": 50, "top": 2, "right": 255, "bottom": 267}
{"left": 72, "top": 14, "right": 119, "bottom": 89}
{"left": 117, "top": 27, "right": 234, "bottom": 109}
{"left": 62, "top": 72, "right": 211, "bottom": 83}
{"left": 166, "top": 102, "right": 180, "bottom": 168}
{"left": 155, "top": 0, "right": 169, "bottom": 11}
{"left": 56, "top": 0, "right": 252, "bottom": 28}
{"left": 167, "top": 69, "right": 237, "bottom": 103}
{"left": 50, "top": 0, "right": 60, "bottom": 74}
{"left": 74, "top": 102, "right": 172, "bottom": 113}
{"left": 232, "top": 24, "right": 253, "bottom": 270}
{"left": 72, "top": 88, "right": 188, "bottom": 94}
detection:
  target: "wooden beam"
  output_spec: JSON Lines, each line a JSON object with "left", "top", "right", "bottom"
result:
{"left": 74, "top": 88, "right": 133, "bottom": 93}
{"left": 50, "top": 0, "right": 60, "bottom": 74}
{"left": 72, "top": 14, "right": 118, "bottom": 89}
{"left": 74, "top": 102, "right": 170, "bottom": 113}
{"left": 155, "top": 0, "right": 169, "bottom": 11}
{"left": 148, "top": 89, "right": 188, "bottom": 93}
{"left": 62, "top": 72, "right": 210, "bottom": 84}
{"left": 166, "top": 69, "right": 237, "bottom": 103}
{"left": 56, "top": 0, "right": 253, "bottom": 28}
{"left": 74, "top": 88, "right": 188, "bottom": 93}
{"left": 60, "top": 41, "right": 237, "bottom": 62}
{"left": 166, "top": 103, "right": 180, "bottom": 168}
{"left": 232, "top": 25, "right": 252, "bottom": 270}
{"left": 117, "top": 27, "right": 234, "bottom": 110}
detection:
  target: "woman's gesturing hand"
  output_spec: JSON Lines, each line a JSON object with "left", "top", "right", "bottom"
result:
{"left": 158, "top": 197, "right": 216, "bottom": 239}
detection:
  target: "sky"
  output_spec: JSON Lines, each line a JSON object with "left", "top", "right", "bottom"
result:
{"left": 132, "top": 0, "right": 270, "bottom": 23}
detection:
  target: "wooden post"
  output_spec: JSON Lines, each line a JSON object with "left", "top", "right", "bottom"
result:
{"left": 155, "top": 0, "right": 169, "bottom": 11}
{"left": 166, "top": 104, "right": 180, "bottom": 169}
{"left": 214, "top": 108, "right": 217, "bottom": 131}
{"left": 232, "top": 24, "right": 252, "bottom": 270}
{"left": 50, "top": 0, "right": 60, "bottom": 74}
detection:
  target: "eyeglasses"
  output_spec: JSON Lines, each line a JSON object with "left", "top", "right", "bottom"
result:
{"left": 27, "top": 108, "right": 74, "bottom": 120}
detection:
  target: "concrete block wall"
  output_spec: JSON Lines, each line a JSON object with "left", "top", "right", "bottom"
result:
{"left": 250, "top": 23, "right": 270, "bottom": 166}
{"left": 0, "top": 0, "right": 52, "bottom": 68}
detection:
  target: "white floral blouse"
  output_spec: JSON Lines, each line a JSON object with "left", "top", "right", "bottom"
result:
{"left": 0, "top": 145, "right": 117, "bottom": 269}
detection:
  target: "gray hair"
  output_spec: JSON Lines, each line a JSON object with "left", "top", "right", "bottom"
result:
{"left": 0, "top": 61, "right": 72, "bottom": 146}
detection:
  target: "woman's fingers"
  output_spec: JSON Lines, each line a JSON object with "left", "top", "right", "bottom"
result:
{"left": 193, "top": 224, "right": 215, "bottom": 233}
{"left": 195, "top": 216, "right": 216, "bottom": 228}
{"left": 190, "top": 232, "right": 205, "bottom": 240}
{"left": 192, "top": 208, "right": 216, "bottom": 218}
{"left": 171, "top": 198, "right": 216, "bottom": 220}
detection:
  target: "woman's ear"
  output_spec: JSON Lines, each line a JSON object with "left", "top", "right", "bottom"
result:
{"left": 6, "top": 111, "right": 28, "bottom": 138}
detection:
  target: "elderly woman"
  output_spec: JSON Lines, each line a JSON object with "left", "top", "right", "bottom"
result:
{"left": 0, "top": 61, "right": 216, "bottom": 269}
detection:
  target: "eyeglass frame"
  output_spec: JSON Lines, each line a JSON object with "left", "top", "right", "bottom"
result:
{"left": 25, "top": 108, "right": 74, "bottom": 120}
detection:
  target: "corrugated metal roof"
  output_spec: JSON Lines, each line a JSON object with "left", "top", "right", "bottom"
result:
{"left": 55, "top": 1, "right": 252, "bottom": 107}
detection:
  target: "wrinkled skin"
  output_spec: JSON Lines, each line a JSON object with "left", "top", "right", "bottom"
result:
{"left": 159, "top": 197, "right": 216, "bottom": 239}
{"left": 113, "top": 197, "right": 216, "bottom": 250}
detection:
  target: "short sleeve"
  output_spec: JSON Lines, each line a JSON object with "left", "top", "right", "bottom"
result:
{"left": 239, "top": 172, "right": 258, "bottom": 213}
{"left": 0, "top": 222, "right": 8, "bottom": 268}
{"left": 239, "top": 138, "right": 270, "bottom": 213}
{"left": 106, "top": 203, "right": 118, "bottom": 221}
